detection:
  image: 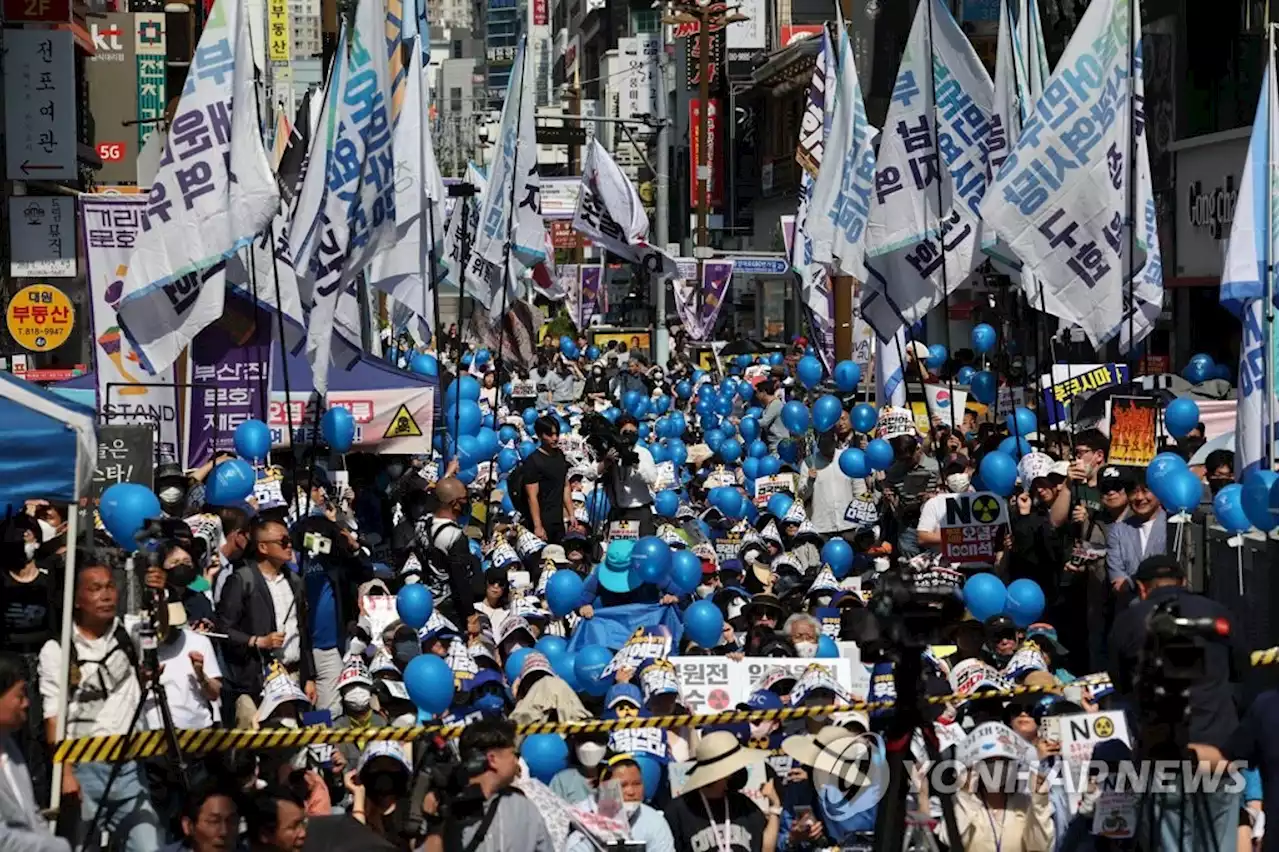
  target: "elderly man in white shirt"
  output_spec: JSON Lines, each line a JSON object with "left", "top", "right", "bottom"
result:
{"left": 597, "top": 414, "right": 660, "bottom": 537}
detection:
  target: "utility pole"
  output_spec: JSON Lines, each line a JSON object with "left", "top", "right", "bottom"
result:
{"left": 665, "top": 1, "right": 747, "bottom": 331}
{"left": 654, "top": 20, "right": 671, "bottom": 365}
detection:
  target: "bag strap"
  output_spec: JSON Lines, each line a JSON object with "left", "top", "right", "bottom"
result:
{"left": 461, "top": 789, "right": 509, "bottom": 852}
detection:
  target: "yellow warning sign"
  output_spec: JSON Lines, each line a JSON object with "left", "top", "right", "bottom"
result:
{"left": 383, "top": 404, "right": 422, "bottom": 439}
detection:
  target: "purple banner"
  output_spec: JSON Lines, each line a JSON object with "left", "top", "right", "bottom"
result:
{"left": 674, "top": 260, "right": 734, "bottom": 340}
{"left": 186, "top": 298, "right": 272, "bottom": 468}
{"left": 578, "top": 265, "right": 603, "bottom": 328}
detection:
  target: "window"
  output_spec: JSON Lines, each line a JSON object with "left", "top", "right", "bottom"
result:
{"left": 631, "top": 8, "right": 659, "bottom": 33}
{"left": 452, "top": 39, "right": 463, "bottom": 58}
{"left": 450, "top": 86, "right": 463, "bottom": 113}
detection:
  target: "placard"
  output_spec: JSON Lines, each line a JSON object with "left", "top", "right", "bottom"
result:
{"left": 601, "top": 628, "right": 672, "bottom": 677}
{"left": 1107, "top": 396, "right": 1158, "bottom": 468}
{"left": 4, "top": 30, "right": 77, "bottom": 180}
{"left": 843, "top": 496, "right": 880, "bottom": 528}
{"left": 753, "top": 473, "right": 795, "bottom": 507}
{"left": 1039, "top": 363, "right": 1129, "bottom": 427}
{"left": 940, "top": 492, "right": 1009, "bottom": 565}
{"left": 713, "top": 530, "right": 741, "bottom": 564}
{"left": 91, "top": 424, "right": 155, "bottom": 498}
{"left": 652, "top": 460, "right": 676, "bottom": 491}
{"left": 670, "top": 657, "right": 736, "bottom": 713}
{"left": 510, "top": 379, "right": 537, "bottom": 398}
{"left": 608, "top": 520, "right": 640, "bottom": 542}
{"left": 1058, "top": 710, "right": 1131, "bottom": 813}
{"left": 924, "top": 384, "right": 968, "bottom": 428}
{"left": 9, "top": 197, "right": 76, "bottom": 277}
{"left": 705, "top": 466, "right": 737, "bottom": 488}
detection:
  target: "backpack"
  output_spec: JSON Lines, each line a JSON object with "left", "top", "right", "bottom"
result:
{"left": 419, "top": 518, "right": 484, "bottom": 607}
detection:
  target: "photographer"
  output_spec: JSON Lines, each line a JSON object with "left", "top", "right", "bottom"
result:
{"left": 597, "top": 414, "right": 659, "bottom": 537}
{"left": 430, "top": 718, "right": 553, "bottom": 852}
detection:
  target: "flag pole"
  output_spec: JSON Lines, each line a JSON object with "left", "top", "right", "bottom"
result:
{"left": 1265, "top": 22, "right": 1278, "bottom": 469}
{"left": 1124, "top": 0, "right": 1137, "bottom": 372}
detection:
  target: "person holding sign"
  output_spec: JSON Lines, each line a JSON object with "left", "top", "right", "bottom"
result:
{"left": 598, "top": 415, "right": 659, "bottom": 537}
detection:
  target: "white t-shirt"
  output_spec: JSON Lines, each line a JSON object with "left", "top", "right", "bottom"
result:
{"left": 1138, "top": 515, "right": 1156, "bottom": 554}
{"left": 917, "top": 493, "right": 952, "bottom": 537}
{"left": 144, "top": 628, "right": 223, "bottom": 729}
{"left": 264, "top": 571, "right": 301, "bottom": 665}
{"left": 39, "top": 616, "right": 143, "bottom": 738}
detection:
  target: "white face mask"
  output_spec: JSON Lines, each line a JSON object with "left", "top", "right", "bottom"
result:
{"left": 575, "top": 742, "right": 607, "bottom": 768}
{"left": 621, "top": 801, "right": 642, "bottom": 818}
{"left": 391, "top": 712, "right": 417, "bottom": 727}
{"left": 36, "top": 519, "right": 56, "bottom": 543}
{"left": 945, "top": 473, "right": 972, "bottom": 494}
{"left": 342, "top": 686, "right": 372, "bottom": 710}
{"left": 158, "top": 486, "right": 184, "bottom": 504}
{"left": 748, "top": 722, "right": 775, "bottom": 742}
{"left": 695, "top": 584, "right": 716, "bottom": 599}
{"left": 795, "top": 640, "right": 818, "bottom": 658}
{"left": 24, "top": 542, "right": 37, "bottom": 561}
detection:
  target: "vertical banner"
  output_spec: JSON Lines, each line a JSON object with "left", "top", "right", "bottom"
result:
{"left": 81, "top": 196, "right": 183, "bottom": 464}
{"left": 135, "top": 13, "right": 167, "bottom": 155}
{"left": 578, "top": 265, "right": 603, "bottom": 328}
{"left": 673, "top": 260, "right": 734, "bottom": 340}
{"left": 688, "top": 99, "right": 724, "bottom": 208}
{"left": 268, "top": 0, "right": 291, "bottom": 61}
{"left": 185, "top": 298, "right": 272, "bottom": 467}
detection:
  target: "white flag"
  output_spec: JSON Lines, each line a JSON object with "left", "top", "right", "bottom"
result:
{"left": 791, "top": 31, "right": 837, "bottom": 368}
{"left": 369, "top": 32, "right": 447, "bottom": 333}
{"left": 466, "top": 36, "right": 545, "bottom": 317}
{"left": 289, "top": 0, "right": 398, "bottom": 394}
{"left": 443, "top": 162, "right": 489, "bottom": 291}
{"left": 860, "top": 0, "right": 994, "bottom": 340}
{"left": 982, "top": 0, "right": 1049, "bottom": 304}
{"left": 572, "top": 140, "right": 680, "bottom": 278}
{"left": 807, "top": 11, "right": 878, "bottom": 280}
{"left": 116, "top": 0, "right": 279, "bottom": 373}
{"left": 875, "top": 328, "right": 908, "bottom": 408}
{"left": 1220, "top": 55, "right": 1278, "bottom": 476}
{"left": 225, "top": 216, "right": 305, "bottom": 329}
{"left": 981, "top": 0, "right": 1154, "bottom": 349}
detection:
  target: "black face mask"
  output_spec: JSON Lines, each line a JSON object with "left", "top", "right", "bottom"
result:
{"left": 726, "top": 768, "right": 749, "bottom": 792}
{"left": 393, "top": 639, "right": 421, "bottom": 670}
{"left": 621, "top": 431, "right": 639, "bottom": 446}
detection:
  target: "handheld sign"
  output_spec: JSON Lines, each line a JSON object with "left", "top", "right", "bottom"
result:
{"left": 940, "top": 491, "right": 1008, "bottom": 565}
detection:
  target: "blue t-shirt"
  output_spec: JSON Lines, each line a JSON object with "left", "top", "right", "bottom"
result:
{"left": 304, "top": 562, "right": 338, "bottom": 650}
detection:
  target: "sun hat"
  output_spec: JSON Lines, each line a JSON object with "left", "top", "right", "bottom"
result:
{"left": 678, "top": 731, "right": 771, "bottom": 793}
{"left": 782, "top": 725, "right": 860, "bottom": 767}
{"left": 597, "top": 539, "right": 638, "bottom": 594}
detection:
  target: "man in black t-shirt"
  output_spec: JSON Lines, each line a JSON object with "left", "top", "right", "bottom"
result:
{"left": 523, "top": 416, "right": 574, "bottom": 544}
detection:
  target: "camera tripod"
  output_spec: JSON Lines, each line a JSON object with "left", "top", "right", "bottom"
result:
{"left": 76, "top": 586, "right": 188, "bottom": 852}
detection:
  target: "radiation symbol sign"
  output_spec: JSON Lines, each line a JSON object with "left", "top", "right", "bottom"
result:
{"left": 940, "top": 491, "right": 1010, "bottom": 566}
{"left": 971, "top": 495, "right": 1002, "bottom": 523}
{"left": 1093, "top": 716, "right": 1115, "bottom": 737}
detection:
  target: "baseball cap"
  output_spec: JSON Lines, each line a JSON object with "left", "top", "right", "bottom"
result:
{"left": 1098, "top": 465, "right": 1132, "bottom": 492}
{"left": 740, "top": 689, "right": 784, "bottom": 712}
{"left": 1134, "top": 554, "right": 1186, "bottom": 584}
{"left": 1025, "top": 623, "right": 1068, "bottom": 656}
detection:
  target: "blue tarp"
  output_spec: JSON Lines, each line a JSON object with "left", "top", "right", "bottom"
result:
{"left": 565, "top": 603, "right": 685, "bottom": 654}
{"left": 0, "top": 372, "right": 97, "bottom": 511}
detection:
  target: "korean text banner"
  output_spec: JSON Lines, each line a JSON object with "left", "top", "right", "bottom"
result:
{"left": 1038, "top": 362, "right": 1129, "bottom": 426}
{"left": 186, "top": 298, "right": 271, "bottom": 467}
{"left": 81, "top": 196, "right": 185, "bottom": 465}
{"left": 268, "top": 390, "right": 434, "bottom": 455}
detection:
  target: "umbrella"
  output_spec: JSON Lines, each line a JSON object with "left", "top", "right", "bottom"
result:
{"left": 302, "top": 816, "right": 398, "bottom": 852}
{"left": 720, "top": 339, "right": 766, "bottom": 356}
{"left": 1190, "top": 430, "right": 1233, "bottom": 465}
{"left": 1074, "top": 381, "right": 1176, "bottom": 427}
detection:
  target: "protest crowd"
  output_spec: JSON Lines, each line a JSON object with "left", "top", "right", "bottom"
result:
{"left": 0, "top": 331, "right": 1275, "bottom": 852}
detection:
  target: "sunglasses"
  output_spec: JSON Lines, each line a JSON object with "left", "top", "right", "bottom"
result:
{"left": 259, "top": 538, "right": 293, "bottom": 549}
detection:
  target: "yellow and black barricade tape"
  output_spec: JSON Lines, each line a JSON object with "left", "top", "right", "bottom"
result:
{"left": 52, "top": 646, "right": 1280, "bottom": 765}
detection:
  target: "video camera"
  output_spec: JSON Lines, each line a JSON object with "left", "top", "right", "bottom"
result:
{"left": 1141, "top": 596, "right": 1228, "bottom": 684}
{"left": 580, "top": 412, "right": 639, "bottom": 467}
{"left": 132, "top": 516, "right": 198, "bottom": 589}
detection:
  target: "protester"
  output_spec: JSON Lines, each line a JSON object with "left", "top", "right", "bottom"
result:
{"left": 0, "top": 651, "right": 69, "bottom": 852}
{"left": 521, "top": 417, "right": 574, "bottom": 544}
{"left": 664, "top": 731, "right": 780, "bottom": 852}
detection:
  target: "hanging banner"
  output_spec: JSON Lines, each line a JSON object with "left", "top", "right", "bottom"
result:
{"left": 688, "top": 99, "right": 724, "bottom": 208}
{"left": 268, "top": 391, "right": 435, "bottom": 455}
{"left": 578, "top": 265, "right": 603, "bottom": 328}
{"left": 185, "top": 298, "right": 272, "bottom": 468}
{"left": 81, "top": 196, "right": 184, "bottom": 465}
{"left": 1038, "top": 363, "right": 1130, "bottom": 427}
{"left": 673, "top": 259, "right": 734, "bottom": 341}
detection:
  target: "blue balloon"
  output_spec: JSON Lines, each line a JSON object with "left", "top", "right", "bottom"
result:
{"left": 1156, "top": 468, "right": 1202, "bottom": 514}
{"left": 497, "top": 448, "right": 520, "bottom": 474}
{"left": 1004, "top": 579, "right": 1046, "bottom": 627}
{"left": 838, "top": 447, "right": 870, "bottom": 479}
{"left": 410, "top": 353, "right": 439, "bottom": 377}
{"left": 404, "top": 654, "right": 455, "bottom": 715}
{"left": 653, "top": 396, "right": 671, "bottom": 415}
{"left": 1182, "top": 353, "right": 1216, "bottom": 384}
{"left": 206, "top": 458, "right": 256, "bottom": 505}
{"left": 812, "top": 394, "right": 843, "bottom": 433}
{"left": 535, "top": 635, "right": 568, "bottom": 662}
{"left": 714, "top": 395, "right": 735, "bottom": 417}
{"left": 560, "top": 337, "right": 576, "bottom": 358}
{"left": 1164, "top": 398, "right": 1201, "bottom": 439}
{"left": 623, "top": 390, "right": 645, "bottom": 416}
{"left": 719, "top": 438, "right": 743, "bottom": 463}
{"left": 573, "top": 645, "right": 614, "bottom": 696}
{"left": 1212, "top": 362, "right": 1233, "bottom": 382}
{"left": 321, "top": 407, "right": 356, "bottom": 452}
{"left": 653, "top": 492, "right": 682, "bottom": 522}
{"left": 474, "top": 348, "right": 491, "bottom": 366}
{"left": 522, "top": 733, "right": 569, "bottom": 783}
{"left": 669, "top": 412, "right": 687, "bottom": 436}
{"left": 602, "top": 407, "right": 622, "bottom": 424}
{"left": 782, "top": 401, "right": 811, "bottom": 433}
{"left": 1213, "top": 484, "right": 1252, "bottom": 533}
{"left": 834, "top": 360, "right": 862, "bottom": 393}
{"left": 758, "top": 455, "right": 782, "bottom": 476}
{"left": 551, "top": 651, "right": 579, "bottom": 691}
{"left": 704, "top": 428, "right": 726, "bottom": 452}
{"left": 474, "top": 427, "right": 500, "bottom": 460}
{"left": 675, "top": 379, "right": 693, "bottom": 399}
{"left": 742, "top": 456, "right": 761, "bottom": 481}
{"left": 455, "top": 434, "right": 482, "bottom": 466}
{"left": 865, "top": 438, "right": 894, "bottom": 471}
{"left": 821, "top": 538, "right": 854, "bottom": 578}
{"left": 445, "top": 376, "right": 482, "bottom": 405}
{"left": 956, "top": 366, "right": 976, "bottom": 386}
{"left": 971, "top": 370, "right": 998, "bottom": 404}
{"left": 518, "top": 440, "right": 536, "bottom": 459}
{"left": 926, "top": 344, "right": 948, "bottom": 370}
{"left": 397, "top": 584, "right": 434, "bottom": 629}
{"left": 99, "top": 483, "right": 162, "bottom": 548}
{"left": 651, "top": 442, "right": 670, "bottom": 464}
{"left": 667, "top": 549, "right": 703, "bottom": 596}
{"left": 739, "top": 417, "right": 760, "bottom": 443}
{"left": 768, "top": 351, "right": 784, "bottom": 366}
{"left": 851, "top": 403, "right": 878, "bottom": 434}
{"left": 970, "top": 323, "right": 997, "bottom": 354}
{"left": 667, "top": 438, "right": 688, "bottom": 467}
{"left": 778, "top": 438, "right": 800, "bottom": 464}
{"left": 445, "top": 400, "right": 483, "bottom": 436}
{"left": 710, "top": 486, "right": 743, "bottom": 518}
{"left": 635, "top": 754, "right": 663, "bottom": 799}
{"left": 797, "top": 356, "right": 824, "bottom": 389}
{"left": 1243, "top": 470, "right": 1279, "bottom": 532}
{"left": 633, "top": 536, "right": 673, "bottom": 586}
{"left": 461, "top": 353, "right": 473, "bottom": 369}
{"left": 684, "top": 599, "right": 724, "bottom": 649}
{"left": 998, "top": 435, "right": 1033, "bottom": 458}
{"left": 964, "top": 573, "right": 1007, "bottom": 621}
{"left": 522, "top": 407, "right": 538, "bottom": 427}
{"left": 1006, "top": 406, "right": 1037, "bottom": 437}
{"left": 748, "top": 439, "right": 768, "bottom": 459}
{"left": 233, "top": 419, "right": 271, "bottom": 462}
{"left": 505, "top": 647, "right": 534, "bottom": 684}
{"left": 456, "top": 465, "right": 478, "bottom": 485}
{"left": 499, "top": 424, "right": 519, "bottom": 445}
{"left": 1147, "top": 452, "right": 1188, "bottom": 490}
{"left": 816, "top": 636, "right": 839, "bottom": 658}
{"left": 767, "top": 493, "right": 794, "bottom": 518}
{"left": 980, "top": 451, "right": 1018, "bottom": 497}
{"left": 587, "top": 344, "right": 601, "bottom": 360}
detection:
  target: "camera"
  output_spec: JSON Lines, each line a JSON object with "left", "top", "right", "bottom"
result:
{"left": 580, "top": 412, "right": 640, "bottom": 467}
{"left": 133, "top": 516, "right": 198, "bottom": 588}
{"left": 1140, "top": 597, "right": 1225, "bottom": 684}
